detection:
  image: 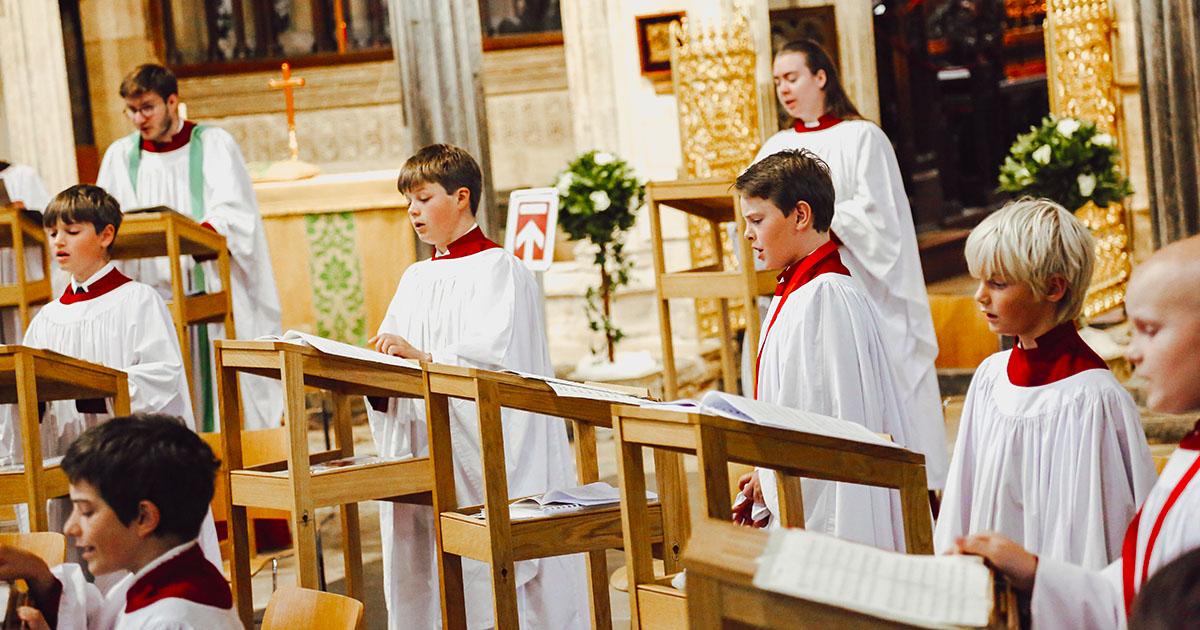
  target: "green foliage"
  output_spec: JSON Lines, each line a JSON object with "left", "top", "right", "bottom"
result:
{"left": 998, "top": 115, "right": 1132, "bottom": 210}
{"left": 554, "top": 151, "right": 644, "bottom": 358}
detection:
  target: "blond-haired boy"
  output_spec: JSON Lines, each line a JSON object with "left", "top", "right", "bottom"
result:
{"left": 934, "top": 198, "right": 1156, "bottom": 569}
{"left": 367, "top": 144, "right": 587, "bottom": 630}
{"left": 958, "top": 234, "right": 1200, "bottom": 629}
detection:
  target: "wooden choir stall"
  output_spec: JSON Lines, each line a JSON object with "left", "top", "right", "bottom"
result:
{"left": 214, "top": 338, "right": 432, "bottom": 627}
{"left": 0, "top": 204, "right": 52, "bottom": 336}
{"left": 0, "top": 346, "right": 130, "bottom": 530}
{"left": 612, "top": 403, "right": 934, "bottom": 630}
{"left": 420, "top": 364, "right": 678, "bottom": 630}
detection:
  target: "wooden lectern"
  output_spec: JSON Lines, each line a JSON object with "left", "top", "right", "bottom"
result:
{"left": 215, "top": 340, "right": 432, "bottom": 627}
{"left": 613, "top": 405, "right": 933, "bottom": 630}
{"left": 645, "top": 179, "right": 778, "bottom": 399}
{"left": 682, "top": 519, "right": 1019, "bottom": 630}
{"left": 111, "top": 210, "right": 236, "bottom": 399}
{"left": 0, "top": 205, "right": 52, "bottom": 336}
{"left": 0, "top": 346, "right": 130, "bottom": 530}
{"left": 421, "top": 364, "right": 680, "bottom": 630}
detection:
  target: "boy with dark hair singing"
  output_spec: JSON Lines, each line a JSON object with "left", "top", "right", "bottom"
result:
{"left": 367, "top": 144, "right": 586, "bottom": 630}
{"left": 0, "top": 414, "right": 240, "bottom": 629}
{"left": 734, "top": 149, "right": 925, "bottom": 550}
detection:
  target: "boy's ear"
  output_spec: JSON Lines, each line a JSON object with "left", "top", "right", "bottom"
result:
{"left": 1044, "top": 274, "right": 1068, "bottom": 303}
{"left": 453, "top": 187, "right": 471, "bottom": 211}
{"left": 792, "top": 200, "right": 813, "bottom": 231}
{"left": 98, "top": 224, "right": 116, "bottom": 249}
{"left": 133, "top": 500, "right": 161, "bottom": 538}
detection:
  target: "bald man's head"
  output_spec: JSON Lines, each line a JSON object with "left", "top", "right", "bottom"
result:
{"left": 1126, "top": 235, "right": 1200, "bottom": 413}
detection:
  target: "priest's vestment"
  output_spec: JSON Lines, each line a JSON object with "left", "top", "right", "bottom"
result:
{"left": 367, "top": 227, "right": 587, "bottom": 630}
{"left": 755, "top": 117, "right": 948, "bottom": 490}
{"left": 755, "top": 241, "right": 922, "bottom": 551}
{"left": 1029, "top": 422, "right": 1200, "bottom": 629}
{"left": 52, "top": 541, "right": 242, "bottom": 630}
{"left": 96, "top": 122, "right": 283, "bottom": 431}
{"left": 934, "top": 323, "right": 1156, "bottom": 568}
{"left": 0, "top": 162, "right": 51, "bottom": 343}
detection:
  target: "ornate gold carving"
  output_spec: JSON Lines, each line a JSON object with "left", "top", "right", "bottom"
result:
{"left": 670, "top": 10, "right": 761, "bottom": 338}
{"left": 1046, "top": 0, "right": 1131, "bottom": 316}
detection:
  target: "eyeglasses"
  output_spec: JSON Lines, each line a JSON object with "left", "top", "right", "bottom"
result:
{"left": 124, "top": 101, "right": 162, "bottom": 119}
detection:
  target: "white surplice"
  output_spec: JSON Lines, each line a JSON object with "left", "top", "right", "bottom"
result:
{"left": 0, "top": 263, "right": 220, "bottom": 569}
{"left": 756, "top": 268, "right": 923, "bottom": 552}
{"left": 755, "top": 119, "right": 948, "bottom": 490}
{"left": 1029, "top": 441, "right": 1200, "bottom": 630}
{"left": 0, "top": 163, "right": 51, "bottom": 343}
{"left": 96, "top": 124, "right": 283, "bottom": 431}
{"left": 52, "top": 541, "right": 242, "bottom": 630}
{"left": 368, "top": 233, "right": 587, "bottom": 630}
{"left": 933, "top": 351, "right": 1156, "bottom": 569}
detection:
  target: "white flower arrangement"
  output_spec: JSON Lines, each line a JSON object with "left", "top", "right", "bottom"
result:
{"left": 999, "top": 115, "right": 1132, "bottom": 210}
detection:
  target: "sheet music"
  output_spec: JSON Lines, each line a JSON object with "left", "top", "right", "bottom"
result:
{"left": 754, "top": 528, "right": 993, "bottom": 629}
{"left": 270, "top": 331, "right": 420, "bottom": 370}
{"left": 701, "top": 392, "right": 900, "bottom": 449}
{"left": 501, "top": 370, "right": 649, "bottom": 405}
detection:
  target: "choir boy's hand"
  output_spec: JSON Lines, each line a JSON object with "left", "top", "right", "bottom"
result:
{"left": 738, "top": 471, "right": 764, "bottom": 504}
{"left": 954, "top": 531, "right": 1039, "bottom": 591}
{"left": 369, "top": 333, "right": 433, "bottom": 362}
{"left": 17, "top": 606, "right": 50, "bottom": 630}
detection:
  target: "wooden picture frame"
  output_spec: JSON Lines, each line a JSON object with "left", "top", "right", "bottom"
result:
{"left": 636, "top": 11, "right": 686, "bottom": 78}
{"left": 479, "top": 0, "right": 564, "bottom": 51}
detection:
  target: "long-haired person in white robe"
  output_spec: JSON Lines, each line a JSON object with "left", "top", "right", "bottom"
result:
{"left": 0, "top": 161, "right": 52, "bottom": 342}
{"left": 934, "top": 199, "right": 1155, "bottom": 569}
{"left": 0, "top": 185, "right": 219, "bottom": 570}
{"left": 956, "top": 235, "right": 1200, "bottom": 630}
{"left": 754, "top": 40, "right": 948, "bottom": 494}
{"left": 367, "top": 145, "right": 586, "bottom": 630}
{"left": 735, "top": 149, "right": 923, "bottom": 552}
{"left": 0, "top": 416, "right": 241, "bottom": 630}
{"left": 95, "top": 64, "right": 283, "bottom": 435}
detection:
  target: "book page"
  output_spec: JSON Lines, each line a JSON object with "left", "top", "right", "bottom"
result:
{"left": 280, "top": 330, "right": 420, "bottom": 370}
{"left": 702, "top": 391, "right": 900, "bottom": 449}
{"left": 502, "top": 370, "right": 649, "bottom": 405}
{"left": 753, "top": 528, "right": 993, "bottom": 630}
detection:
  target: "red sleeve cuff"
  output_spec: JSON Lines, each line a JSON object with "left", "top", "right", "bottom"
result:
{"left": 200, "top": 221, "right": 217, "bottom": 233}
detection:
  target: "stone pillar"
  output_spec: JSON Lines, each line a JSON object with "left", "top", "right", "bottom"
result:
{"left": 0, "top": 0, "right": 78, "bottom": 192}
{"left": 559, "top": 0, "right": 621, "bottom": 154}
{"left": 78, "top": 0, "right": 158, "bottom": 154}
{"left": 1135, "top": 0, "right": 1200, "bottom": 244}
{"left": 386, "top": 0, "right": 500, "bottom": 242}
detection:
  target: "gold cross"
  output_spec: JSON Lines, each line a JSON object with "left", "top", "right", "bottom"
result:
{"left": 268, "top": 62, "right": 306, "bottom": 161}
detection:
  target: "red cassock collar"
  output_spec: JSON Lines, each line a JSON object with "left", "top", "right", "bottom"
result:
{"left": 140, "top": 121, "right": 196, "bottom": 153}
{"left": 431, "top": 225, "right": 501, "bottom": 261}
{"left": 772, "top": 240, "right": 851, "bottom": 296}
{"left": 1181, "top": 420, "right": 1200, "bottom": 451}
{"left": 125, "top": 543, "right": 233, "bottom": 613}
{"left": 793, "top": 114, "right": 843, "bottom": 133}
{"left": 1006, "top": 322, "right": 1108, "bottom": 387}
{"left": 59, "top": 267, "right": 133, "bottom": 305}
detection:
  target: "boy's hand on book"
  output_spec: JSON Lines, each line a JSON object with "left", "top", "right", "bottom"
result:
{"left": 368, "top": 333, "right": 432, "bottom": 362}
{"left": 16, "top": 605, "right": 50, "bottom": 630}
{"left": 954, "top": 532, "right": 1038, "bottom": 591}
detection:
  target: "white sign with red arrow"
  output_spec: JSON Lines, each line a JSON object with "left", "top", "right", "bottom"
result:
{"left": 503, "top": 187, "right": 560, "bottom": 272}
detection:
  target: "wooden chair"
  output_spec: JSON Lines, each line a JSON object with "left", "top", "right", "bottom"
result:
{"left": 421, "top": 364, "right": 679, "bottom": 630}
{"left": 260, "top": 585, "right": 363, "bottom": 630}
{"left": 681, "top": 519, "right": 1018, "bottom": 630}
{"left": 0, "top": 532, "right": 66, "bottom": 566}
{"left": 613, "top": 405, "right": 933, "bottom": 630}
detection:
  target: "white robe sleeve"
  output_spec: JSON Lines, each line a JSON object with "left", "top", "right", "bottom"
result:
{"left": 931, "top": 356, "right": 996, "bottom": 554}
{"left": 1031, "top": 557, "right": 1125, "bottom": 630}
{"left": 115, "top": 286, "right": 195, "bottom": 427}
{"left": 196, "top": 129, "right": 262, "bottom": 261}
{"left": 1, "top": 164, "right": 52, "bottom": 210}
{"left": 828, "top": 125, "right": 907, "bottom": 285}
{"left": 48, "top": 563, "right": 105, "bottom": 630}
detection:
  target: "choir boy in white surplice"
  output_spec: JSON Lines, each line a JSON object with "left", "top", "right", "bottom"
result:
{"left": 0, "top": 161, "right": 52, "bottom": 343}
{"left": 0, "top": 185, "right": 219, "bottom": 569}
{"left": 734, "top": 149, "right": 923, "bottom": 552}
{"left": 367, "top": 145, "right": 587, "bottom": 630}
{"left": 95, "top": 64, "right": 282, "bottom": 433}
{"left": 934, "top": 199, "right": 1155, "bottom": 570}
{"left": 957, "top": 235, "right": 1200, "bottom": 630}
{"left": 755, "top": 40, "right": 948, "bottom": 493}
{"left": 0, "top": 416, "right": 241, "bottom": 630}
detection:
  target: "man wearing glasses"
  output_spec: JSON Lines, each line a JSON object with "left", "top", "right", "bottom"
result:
{"left": 95, "top": 64, "right": 285, "bottom": 439}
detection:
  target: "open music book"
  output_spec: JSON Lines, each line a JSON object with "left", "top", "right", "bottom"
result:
{"left": 501, "top": 369, "right": 650, "bottom": 405}
{"left": 258, "top": 330, "right": 419, "bottom": 370}
{"left": 754, "top": 527, "right": 994, "bottom": 630}
{"left": 643, "top": 390, "right": 900, "bottom": 449}
{"left": 476, "top": 481, "right": 657, "bottom": 521}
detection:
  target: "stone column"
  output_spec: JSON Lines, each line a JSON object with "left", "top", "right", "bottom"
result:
{"left": 0, "top": 0, "right": 78, "bottom": 191}
{"left": 386, "top": 0, "right": 500, "bottom": 242}
{"left": 1135, "top": 0, "right": 1200, "bottom": 244}
{"left": 559, "top": 0, "right": 621, "bottom": 154}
